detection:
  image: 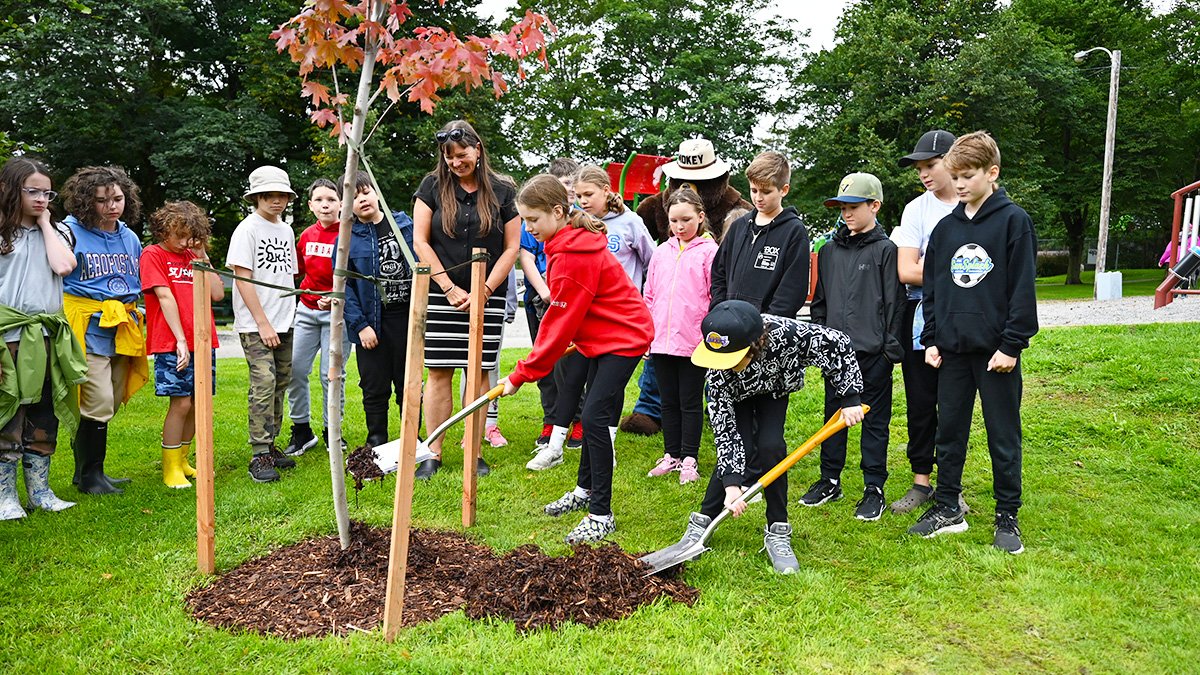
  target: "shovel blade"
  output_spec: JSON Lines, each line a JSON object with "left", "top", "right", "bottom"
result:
{"left": 638, "top": 540, "right": 709, "bottom": 577}
{"left": 371, "top": 439, "right": 435, "bottom": 475}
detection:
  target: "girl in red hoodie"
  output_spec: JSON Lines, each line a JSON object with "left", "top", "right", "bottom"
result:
{"left": 500, "top": 174, "right": 652, "bottom": 544}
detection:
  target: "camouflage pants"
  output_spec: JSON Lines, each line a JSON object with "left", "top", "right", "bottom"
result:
{"left": 0, "top": 340, "right": 58, "bottom": 461}
{"left": 239, "top": 331, "right": 293, "bottom": 453}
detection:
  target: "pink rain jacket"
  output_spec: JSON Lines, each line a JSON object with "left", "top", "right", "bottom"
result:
{"left": 644, "top": 234, "right": 719, "bottom": 357}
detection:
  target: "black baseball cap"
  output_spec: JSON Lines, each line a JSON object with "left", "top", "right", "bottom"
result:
{"left": 691, "top": 300, "right": 765, "bottom": 370}
{"left": 898, "top": 130, "right": 956, "bottom": 167}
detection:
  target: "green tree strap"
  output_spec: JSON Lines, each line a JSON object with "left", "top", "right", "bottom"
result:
{"left": 191, "top": 261, "right": 346, "bottom": 300}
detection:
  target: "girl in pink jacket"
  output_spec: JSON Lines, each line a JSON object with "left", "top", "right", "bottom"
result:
{"left": 643, "top": 188, "right": 719, "bottom": 484}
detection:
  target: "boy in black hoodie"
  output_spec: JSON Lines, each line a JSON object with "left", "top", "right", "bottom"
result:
{"left": 802, "top": 173, "right": 904, "bottom": 522}
{"left": 710, "top": 151, "right": 810, "bottom": 317}
{"left": 910, "top": 131, "right": 1038, "bottom": 554}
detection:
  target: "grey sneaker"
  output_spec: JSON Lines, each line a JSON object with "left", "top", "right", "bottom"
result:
{"left": 889, "top": 484, "right": 934, "bottom": 514}
{"left": 248, "top": 454, "right": 280, "bottom": 483}
{"left": 908, "top": 503, "right": 968, "bottom": 538}
{"left": 761, "top": 522, "right": 799, "bottom": 574}
{"left": 565, "top": 514, "right": 615, "bottom": 543}
{"left": 958, "top": 493, "right": 970, "bottom": 514}
{"left": 544, "top": 490, "right": 589, "bottom": 517}
{"left": 993, "top": 512, "right": 1024, "bottom": 554}
{"left": 799, "top": 477, "right": 842, "bottom": 507}
{"left": 679, "top": 512, "right": 712, "bottom": 548}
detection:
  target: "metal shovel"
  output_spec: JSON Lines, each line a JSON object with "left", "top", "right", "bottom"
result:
{"left": 372, "top": 345, "right": 578, "bottom": 475}
{"left": 638, "top": 405, "right": 870, "bottom": 576}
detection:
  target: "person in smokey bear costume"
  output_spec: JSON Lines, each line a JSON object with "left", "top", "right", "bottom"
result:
{"left": 621, "top": 138, "right": 751, "bottom": 436}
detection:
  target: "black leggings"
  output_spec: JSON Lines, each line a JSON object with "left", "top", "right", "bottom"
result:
{"left": 551, "top": 351, "right": 587, "bottom": 427}
{"left": 900, "top": 299, "right": 938, "bottom": 475}
{"left": 356, "top": 305, "right": 409, "bottom": 440}
{"left": 653, "top": 354, "right": 705, "bottom": 460}
{"left": 572, "top": 354, "right": 640, "bottom": 516}
{"left": 699, "top": 393, "right": 791, "bottom": 525}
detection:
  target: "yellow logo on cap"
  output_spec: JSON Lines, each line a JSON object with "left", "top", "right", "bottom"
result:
{"left": 705, "top": 331, "right": 730, "bottom": 350}
{"left": 839, "top": 176, "right": 854, "bottom": 193}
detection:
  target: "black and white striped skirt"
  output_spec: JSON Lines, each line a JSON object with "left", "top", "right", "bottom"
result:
{"left": 423, "top": 289, "right": 506, "bottom": 370}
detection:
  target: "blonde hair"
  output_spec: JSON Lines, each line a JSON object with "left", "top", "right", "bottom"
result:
{"left": 516, "top": 174, "right": 606, "bottom": 234}
{"left": 943, "top": 131, "right": 1002, "bottom": 173}
{"left": 666, "top": 187, "right": 707, "bottom": 236}
{"left": 575, "top": 165, "right": 625, "bottom": 215}
{"left": 724, "top": 207, "right": 750, "bottom": 232}
{"left": 745, "top": 151, "right": 790, "bottom": 190}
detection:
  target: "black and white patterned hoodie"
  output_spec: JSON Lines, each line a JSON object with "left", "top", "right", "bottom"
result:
{"left": 708, "top": 314, "right": 863, "bottom": 487}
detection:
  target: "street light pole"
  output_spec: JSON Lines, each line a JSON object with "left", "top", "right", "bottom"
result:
{"left": 1074, "top": 46, "right": 1121, "bottom": 297}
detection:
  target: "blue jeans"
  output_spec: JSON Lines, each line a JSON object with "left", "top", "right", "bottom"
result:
{"left": 632, "top": 356, "right": 661, "bottom": 419}
{"left": 288, "top": 304, "right": 349, "bottom": 428}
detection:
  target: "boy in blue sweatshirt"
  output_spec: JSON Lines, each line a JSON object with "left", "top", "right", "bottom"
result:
{"left": 910, "top": 131, "right": 1038, "bottom": 554}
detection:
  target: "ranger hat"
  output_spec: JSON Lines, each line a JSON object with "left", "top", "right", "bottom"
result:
{"left": 661, "top": 138, "right": 732, "bottom": 181}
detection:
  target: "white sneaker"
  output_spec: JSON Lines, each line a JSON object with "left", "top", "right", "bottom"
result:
{"left": 526, "top": 443, "right": 564, "bottom": 471}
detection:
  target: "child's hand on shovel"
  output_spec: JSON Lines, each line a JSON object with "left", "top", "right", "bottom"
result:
{"left": 499, "top": 376, "right": 521, "bottom": 397}
{"left": 724, "top": 486, "right": 748, "bottom": 518}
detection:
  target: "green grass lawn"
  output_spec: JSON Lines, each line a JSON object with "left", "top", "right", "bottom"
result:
{"left": 1036, "top": 268, "right": 1165, "bottom": 301}
{"left": 2, "top": 324, "right": 1198, "bottom": 673}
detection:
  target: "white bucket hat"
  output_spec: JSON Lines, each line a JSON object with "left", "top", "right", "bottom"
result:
{"left": 243, "top": 165, "right": 297, "bottom": 203}
{"left": 660, "top": 138, "right": 732, "bottom": 181}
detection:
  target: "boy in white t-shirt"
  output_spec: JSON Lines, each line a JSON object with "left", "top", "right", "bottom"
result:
{"left": 226, "top": 166, "right": 300, "bottom": 483}
{"left": 888, "top": 130, "right": 963, "bottom": 515}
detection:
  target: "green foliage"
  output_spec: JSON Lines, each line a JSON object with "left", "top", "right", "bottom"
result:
{"left": 503, "top": 0, "right": 801, "bottom": 166}
{"left": 783, "top": 0, "right": 1200, "bottom": 282}
{"left": 1, "top": 324, "right": 1199, "bottom": 671}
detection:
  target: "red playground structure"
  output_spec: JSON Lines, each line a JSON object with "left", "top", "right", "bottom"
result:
{"left": 1155, "top": 179, "right": 1200, "bottom": 309}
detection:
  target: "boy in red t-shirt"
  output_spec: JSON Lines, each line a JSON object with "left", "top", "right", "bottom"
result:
{"left": 284, "top": 178, "right": 349, "bottom": 454}
{"left": 140, "top": 201, "right": 224, "bottom": 488}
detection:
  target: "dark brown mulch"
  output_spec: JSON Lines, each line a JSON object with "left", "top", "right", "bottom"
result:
{"left": 344, "top": 444, "right": 383, "bottom": 491}
{"left": 186, "top": 521, "right": 698, "bottom": 639}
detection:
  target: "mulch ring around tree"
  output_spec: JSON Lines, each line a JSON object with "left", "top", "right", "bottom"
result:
{"left": 186, "top": 521, "right": 699, "bottom": 639}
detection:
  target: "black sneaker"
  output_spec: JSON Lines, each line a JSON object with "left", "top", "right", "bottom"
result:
{"left": 907, "top": 502, "right": 968, "bottom": 538}
{"left": 855, "top": 486, "right": 885, "bottom": 522}
{"left": 566, "top": 421, "right": 583, "bottom": 450}
{"left": 248, "top": 455, "right": 280, "bottom": 483}
{"left": 284, "top": 422, "right": 317, "bottom": 456}
{"left": 268, "top": 445, "right": 297, "bottom": 470}
{"left": 322, "top": 428, "right": 349, "bottom": 452}
{"left": 799, "top": 477, "right": 842, "bottom": 507}
{"left": 993, "top": 512, "right": 1025, "bottom": 554}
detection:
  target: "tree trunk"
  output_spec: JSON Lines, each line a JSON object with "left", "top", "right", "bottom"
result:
{"left": 1063, "top": 209, "right": 1086, "bottom": 285}
{"left": 325, "top": 9, "right": 384, "bottom": 550}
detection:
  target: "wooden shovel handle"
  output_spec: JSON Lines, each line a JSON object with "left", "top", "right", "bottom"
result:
{"left": 758, "top": 404, "right": 871, "bottom": 487}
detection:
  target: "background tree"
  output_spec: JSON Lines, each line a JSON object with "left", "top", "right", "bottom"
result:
{"left": 504, "top": 0, "right": 802, "bottom": 167}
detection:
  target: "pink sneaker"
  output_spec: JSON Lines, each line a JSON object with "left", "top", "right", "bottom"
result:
{"left": 647, "top": 454, "right": 681, "bottom": 477}
{"left": 678, "top": 457, "right": 700, "bottom": 484}
{"left": 484, "top": 425, "right": 509, "bottom": 448}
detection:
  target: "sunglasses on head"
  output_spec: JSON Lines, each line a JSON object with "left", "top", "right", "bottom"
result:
{"left": 435, "top": 129, "right": 470, "bottom": 144}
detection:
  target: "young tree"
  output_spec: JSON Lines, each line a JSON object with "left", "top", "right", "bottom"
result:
{"left": 272, "top": 0, "right": 549, "bottom": 547}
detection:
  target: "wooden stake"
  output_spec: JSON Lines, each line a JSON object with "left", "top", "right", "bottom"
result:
{"left": 382, "top": 265, "right": 430, "bottom": 642}
{"left": 193, "top": 262, "right": 215, "bottom": 575}
{"left": 462, "top": 248, "right": 488, "bottom": 528}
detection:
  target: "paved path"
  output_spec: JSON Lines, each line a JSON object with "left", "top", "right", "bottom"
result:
{"left": 214, "top": 295, "right": 1199, "bottom": 359}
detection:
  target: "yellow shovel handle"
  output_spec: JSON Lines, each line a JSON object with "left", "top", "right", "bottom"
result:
{"left": 758, "top": 404, "right": 871, "bottom": 487}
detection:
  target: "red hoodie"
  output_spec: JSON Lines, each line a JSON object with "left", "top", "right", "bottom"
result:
{"left": 509, "top": 225, "right": 653, "bottom": 387}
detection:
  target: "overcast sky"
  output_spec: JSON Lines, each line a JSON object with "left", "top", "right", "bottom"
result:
{"left": 476, "top": 1, "right": 846, "bottom": 49}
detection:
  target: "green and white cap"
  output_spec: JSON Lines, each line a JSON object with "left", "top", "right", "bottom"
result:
{"left": 823, "top": 172, "right": 883, "bottom": 207}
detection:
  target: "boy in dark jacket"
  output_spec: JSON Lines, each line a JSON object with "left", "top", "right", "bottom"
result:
{"left": 709, "top": 152, "right": 810, "bottom": 317}
{"left": 337, "top": 171, "right": 417, "bottom": 448}
{"left": 911, "top": 131, "right": 1038, "bottom": 554}
{"left": 801, "top": 173, "right": 905, "bottom": 522}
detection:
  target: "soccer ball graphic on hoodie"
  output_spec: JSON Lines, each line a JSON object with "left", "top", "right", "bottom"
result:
{"left": 950, "top": 243, "right": 994, "bottom": 288}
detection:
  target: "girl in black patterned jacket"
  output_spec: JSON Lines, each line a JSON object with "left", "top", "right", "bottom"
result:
{"left": 680, "top": 300, "right": 864, "bottom": 574}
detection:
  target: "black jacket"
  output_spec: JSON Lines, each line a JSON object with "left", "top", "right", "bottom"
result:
{"left": 709, "top": 207, "right": 810, "bottom": 317}
{"left": 811, "top": 224, "right": 905, "bottom": 363}
{"left": 921, "top": 188, "right": 1039, "bottom": 356}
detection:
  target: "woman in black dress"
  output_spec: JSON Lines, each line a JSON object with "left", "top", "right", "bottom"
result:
{"left": 412, "top": 120, "right": 521, "bottom": 479}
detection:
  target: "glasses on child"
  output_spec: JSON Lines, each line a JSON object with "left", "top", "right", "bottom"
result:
{"left": 21, "top": 188, "right": 58, "bottom": 201}
{"left": 435, "top": 129, "right": 468, "bottom": 144}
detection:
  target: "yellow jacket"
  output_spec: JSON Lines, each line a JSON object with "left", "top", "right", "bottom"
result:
{"left": 62, "top": 294, "right": 149, "bottom": 404}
